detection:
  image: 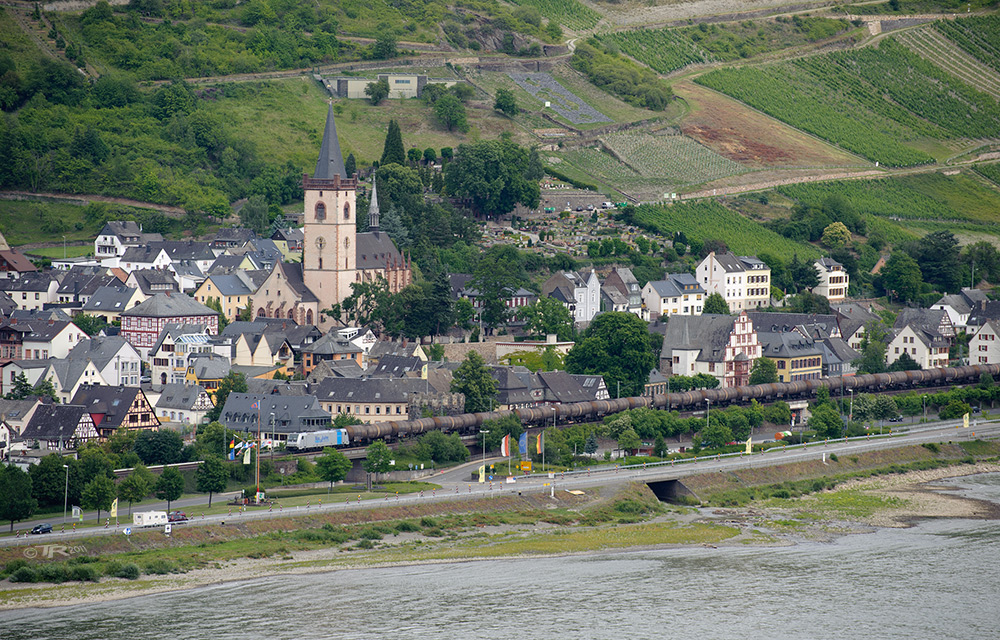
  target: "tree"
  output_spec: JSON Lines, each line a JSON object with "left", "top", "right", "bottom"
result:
{"left": 372, "top": 32, "right": 398, "bottom": 59}
{"left": 134, "top": 429, "right": 185, "bottom": 465}
{"left": 521, "top": 295, "right": 574, "bottom": 341}
{"left": 0, "top": 464, "right": 36, "bottom": 532}
{"left": 697, "top": 421, "right": 733, "bottom": 449}
{"left": 362, "top": 440, "right": 392, "bottom": 483}
{"left": 444, "top": 138, "right": 542, "bottom": 217}
{"left": 889, "top": 351, "right": 920, "bottom": 371}
{"left": 28, "top": 454, "right": 79, "bottom": 508}
{"left": 239, "top": 194, "right": 270, "bottom": 234}
{"left": 880, "top": 252, "right": 922, "bottom": 303}
{"left": 315, "top": 447, "right": 352, "bottom": 491}
{"left": 617, "top": 426, "right": 641, "bottom": 454}
{"left": 702, "top": 292, "right": 729, "bottom": 315}
{"left": 749, "top": 357, "right": 778, "bottom": 385}
{"left": 117, "top": 465, "right": 152, "bottom": 515}
{"left": 565, "top": 312, "right": 657, "bottom": 398}
{"left": 433, "top": 93, "right": 468, "bottom": 132}
{"left": 494, "top": 88, "right": 519, "bottom": 116}
{"left": 345, "top": 153, "right": 357, "bottom": 178}
{"left": 809, "top": 404, "right": 844, "bottom": 439}
{"left": 854, "top": 321, "right": 888, "bottom": 374}
{"left": 205, "top": 297, "right": 229, "bottom": 331}
{"left": 914, "top": 230, "right": 961, "bottom": 293}
{"left": 451, "top": 351, "right": 499, "bottom": 413}
{"left": 154, "top": 467, "right": 184, "bottom": 513}
{"left": 195, "top": 456, "right": 228, "bottom": 507}
{"left": 73, "top": 313, "right": 109, "bottom": 336}
{"left": 469, "top": 245, "right": 525, "bottom": 330}
{"left": 5, "top": 372, "right": 33, "bottom": 400}
{"left": 365, "top": 78, "right": 390, "bottom": 105}
{"left": 788, "top": 254, "right": 820, "bottom": 293}
{"left": 821, "top": 222, "right": 852, "bottom": 248}
{"left": 380, "top": 119, "right": 405, "bottom": 166}
{"left": 81, "top": 474, "right": 115, "bottom": 522}
{"left": 584, "top": 431, "right": 598, "bottom": 454}
{"left": 653, "top": 434, "right": 667, "bottom": 458}
{"left": 406, "top": 147, "right": 422, "bottom": 165}
{"left": 423, "top": 147, "right": 436, "bottom": 164}
{"left": 205, "top": 371, "right": 248, "bottom": 422}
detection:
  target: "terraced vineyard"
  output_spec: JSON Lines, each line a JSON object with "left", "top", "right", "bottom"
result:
{"left": 934, "top": 15, "right": 1000, "bottom": 74}
{"left": 974, "top": 163, "right": 1000, "bottom": 187}
{"left": 776, "top": 172, "right": 1000, "bottom": 224}
{"left": 896, "top": 27, "right": 1000, "bottom": 100}
{"left": 599, "top": 17, "right": 852, "bottom": 74}
{"left": 598, "top": 28, "right": 714, "bottom": 74}
{"left": 697, "top": 38, "right": 1000, "bottom": 166}
{"left": 636, "top": 200, "right": 820, "bottom": 258}
{"left": 601, "top": 132, "right": 749, "bottom": 185}
{"left": 506, "top": 0, "right": 601, "bottom": 30}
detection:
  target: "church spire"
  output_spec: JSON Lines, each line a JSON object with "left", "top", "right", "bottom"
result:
{"left": 368, "top": 178, "right": 380, "bottom": 232}
{"left": 313, "top": 102, "right": 347, "bottom": 180}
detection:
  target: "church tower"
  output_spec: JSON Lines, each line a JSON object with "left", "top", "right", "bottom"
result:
{"left": 303, "top": 104, "right": 357, "bottom": 322}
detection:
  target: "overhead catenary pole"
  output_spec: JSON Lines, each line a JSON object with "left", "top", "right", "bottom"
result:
{"left": 255, "top": 400, "right": 261, "bottom": 503}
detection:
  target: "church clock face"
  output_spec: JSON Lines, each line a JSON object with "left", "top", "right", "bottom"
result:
{"left": 315, "top": 236, "right": 326, "bottom": 250}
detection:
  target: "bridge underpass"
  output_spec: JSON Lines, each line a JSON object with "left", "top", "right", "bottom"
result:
{"left": 646, "top": 478, "right": 700, "bottom": 504}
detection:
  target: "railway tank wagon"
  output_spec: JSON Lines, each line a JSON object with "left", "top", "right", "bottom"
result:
{"left": 342, "top": 364, "right": 1000, "bottom": 446}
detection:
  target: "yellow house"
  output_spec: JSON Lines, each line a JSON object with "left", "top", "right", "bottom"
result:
{"left": 759, "top": 332, "right": 823, "bottom": 382}
{"left": 193, "top": 272, "right": 260, "bottom": 321}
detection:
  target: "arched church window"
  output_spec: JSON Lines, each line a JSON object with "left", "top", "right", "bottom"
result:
{"left": 316, "top": 202, "right": 326, "bottom": 220}
{"left": 343, "top": 202, "right": 350, "bottom": 220}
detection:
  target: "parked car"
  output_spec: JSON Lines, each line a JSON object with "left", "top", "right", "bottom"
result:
{"left": 168, "top": 511, "right": 187, "bottom": 522}
{"left": 31, "top": 523, "right": 53, "bottom": 534}
{"left": 888, "top": 415, "right": 904, "bottom": 423}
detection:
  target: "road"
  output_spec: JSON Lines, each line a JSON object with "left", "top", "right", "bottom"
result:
{"left": 4, "top": 418, "right": 996, "bottom": 548}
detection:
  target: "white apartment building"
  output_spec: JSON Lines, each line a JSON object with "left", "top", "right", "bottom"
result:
{"left": 696, "top": 252, "right": 770, "bottom": 312}
{"left": 813, "top": 258, "right": 849, "bottom": 303}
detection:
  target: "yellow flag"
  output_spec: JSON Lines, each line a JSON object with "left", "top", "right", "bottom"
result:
{"left": 243, "top": 447, "right": 252, "bottom": 465}
{"left": 110, "top": 498, "right": 118, "bottom": 518}
{"left": 963, "top": 413, "right": 970, "bottom": 428}
{"left": 745, "top": 437, "right": 752, "bottom": 455}
{"left": 478, "top": 464, "right": 485, "bottom": 483}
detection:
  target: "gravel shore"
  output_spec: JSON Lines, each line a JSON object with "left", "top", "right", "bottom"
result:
{"left": 3, "top": 464, "right": 998, "bottom": 611}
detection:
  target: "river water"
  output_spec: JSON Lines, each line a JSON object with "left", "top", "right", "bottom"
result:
{"left": 4, "top": 474, "right": 1000, "bottom": 639}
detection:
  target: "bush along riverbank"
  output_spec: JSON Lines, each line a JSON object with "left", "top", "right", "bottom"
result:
{"left": 2, "top": 441, "right": 999, "bottom": 609}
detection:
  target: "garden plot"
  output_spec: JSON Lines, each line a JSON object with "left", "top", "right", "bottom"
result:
{"left": 508, "top": 72, "right": 611, "bottom": 125}
{"left": 601, "top": 132, "right": 749, "bottom": 185}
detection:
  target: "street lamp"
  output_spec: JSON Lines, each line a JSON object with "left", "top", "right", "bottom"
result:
{"left": 269, "top": 412, "right": 275, "bottom": 461}
{"left": 923, "top": 395, "right": 927, "bottom": 423}
{"left": 705, "top": 398, "right": 710, "bottom": 428}
{"left": 62, "top": 236, "right": 66, "bottom": 260}
{"left": 62, "top": 464, "right": 69, "bottom": 529}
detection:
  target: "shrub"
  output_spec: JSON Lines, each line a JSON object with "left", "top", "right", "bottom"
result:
{"left": 115, "top": 563, "right": 141, "bottom": 580}
{"left": 357, "top": 527, "right": 383, "bottom": 540}
{"left": 771, "top": 489, "right": 792, "bottom": 499}
{"left": 922, "top": 442, "right": 940, "bottom": 453}
{"left": 419, "top": 517, "right": 438, "bottom": 528}
{"left": 143, "top": 559, "right": 178, "bottom": 575}
{"left": 9, "top": 567, "right": 38, "bottom": 583}
{"left": 3, "top": 559, "right": 28, "bottom": 576}
{"left": 394, "top": 520, "right": 421, "bottom": 533}
{"left": 70, "top": 565, "right": 100, "bottom": 582}
{"left": 37, "top": 564, "right": 71, "bottom": 583}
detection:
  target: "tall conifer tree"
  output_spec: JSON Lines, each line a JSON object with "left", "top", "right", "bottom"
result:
{"left": 381, "top": 120, "right": 405, "bottom": 166}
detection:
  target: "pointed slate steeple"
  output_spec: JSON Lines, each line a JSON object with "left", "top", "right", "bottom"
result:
{"left": 313, "top": 102, "right": 347, "bottom": 180}
{"left": 368, "top": 179, "right": 380, "bottom": 232}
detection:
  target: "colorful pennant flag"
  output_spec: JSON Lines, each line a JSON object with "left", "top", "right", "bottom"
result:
{"left": 501, "top": 434, "right": 510, "bottom": 457}
{"left": 518, "top": 432, "right": 527, "bottom": 456}
{"left": 478, "top": 464, "right": 485, "bottom": 483}
{"left": 963, "top": 413, "right": 970, "bottom": 428}
{"left": 228, "top": 439, "right": 235, "bottom": 461}
{"left": 745, "top": 437, "right": 752, "bottom": 455}
{"left": 243, "top": 446, "right": 252, "bottom": 465}
{"left": 110, "top": 498, "right": 118, "bottom": 518}
{"left": 251, "top": 400, "right": 259, "bottom": 410}
{"left": 537, "top": 432, "right": 543, "bottom": 454}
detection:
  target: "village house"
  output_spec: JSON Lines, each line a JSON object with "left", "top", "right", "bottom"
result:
{"left": 17, "top": 404, "right": 98, "bottom": 450}
{"left": 69, "top": 383, "right": 160, "bottom": 439}
{"left": 696, "top": 252, "right": 770, "bottom": 312}
{"left": 94, "top": 221, "right": 163, "bottom": 265}
{"left": 812, "top": 258, "right": 850, "bottom": 303}
{"left": 661, "top": 311, "right": 760, "bottom": 387}
{"left": 641, "top": 274, "right": 706, "bottom": 320}
{"left": 931, "top": 288, "right": 989, "bottom": 330}
{"left": 80, "top": 284, "right": 146, "bottom": 324}
{"left": 153, "top": 382, "right": 214, "bottom": 426}
{"left": 888, "top": 309, "right": 955, "bottom": 369}
{"left": 120, "top": 293, "right": 219, "bottom": 357}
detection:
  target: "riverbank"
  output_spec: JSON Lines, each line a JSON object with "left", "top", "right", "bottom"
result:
{"left": 3, "top": 460, "right": 999, "bottom": 611}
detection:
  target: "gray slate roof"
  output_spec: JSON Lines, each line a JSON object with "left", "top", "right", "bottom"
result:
{"left": 67, "top": 335, "right": 135, "bottom": 370}
{"left": 18, "top": 404, "right": 87, "bottom": 442}
{"left": 187, "top": 353, "right": 231, "bottom": 379}
{"left": 68, "top": 384, "right": 147, "bottom": 431}
{"left": 313, "top": 103, "right": 348, "bottom": 180}
{"left": 82, "top": 284, "right": 137, "bottom": 315}
{"left": 219, "top": 392, "right": 330, "bottom": 434}
{"left": 355, "top": 231, "right": 404, "bottom": 270}
{"left": 155, "top": 383, "right": 209, "bottom": 410}
{"left": 662, "top": 314, "right": 737, "bottom": 363}
{"left": 122, "top": 293, "right": 217, "bottom": 318}
{"left": 313, "top": 376, "right": 428, "bottom": 404}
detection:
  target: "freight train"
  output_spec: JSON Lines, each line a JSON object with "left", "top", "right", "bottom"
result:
{"left": 336, "top": 364, "right": 1000, "bottom": 445}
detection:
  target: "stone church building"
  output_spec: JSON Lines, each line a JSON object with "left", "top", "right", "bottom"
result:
{"left": 252, "top": 105, "right": 411, "bottom": 326}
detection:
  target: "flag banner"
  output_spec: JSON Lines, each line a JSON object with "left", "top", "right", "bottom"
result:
{"left": 243, "top": 447, "right": 252, "bottom": 465}
{"left": 963, "top": 413, "right": 970, "bottom": 428}
{"left": 745, "top": 437, "right": 752, "bottom": 455}
{"left": 536, "top": 432, "right": 542, "bottom": 454}
{"left": 110, "top": 498, "right": 118, "bottom": 518}
{"left": 479, "top": 465, "right": 485, "bottom": 483}
{"left": 501, "top": 434, "right": 511, "bottom": 457}
{"left": 251, "top": 400, "right": 259, "bottom": 410}
{"left": 518, "top": 432, "right": 527, "bottom": 456}
{"left": 228, "top": 439, "right": 235, "bottom": 461}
